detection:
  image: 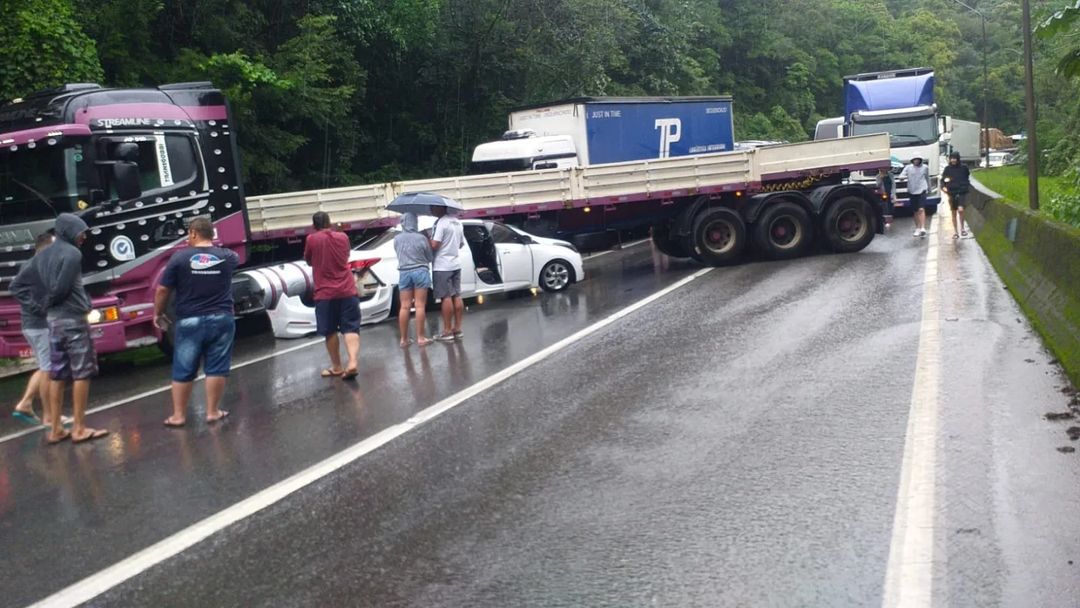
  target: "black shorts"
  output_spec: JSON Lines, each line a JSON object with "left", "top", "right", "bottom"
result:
{"left": 948, "top": 190, "right": 967, "bottom": 209}
{"left": 908, "top": 192, "right": 927, "bottom": 209}
{"left": 315, "top": 296, "right": 361, "bottom": 336}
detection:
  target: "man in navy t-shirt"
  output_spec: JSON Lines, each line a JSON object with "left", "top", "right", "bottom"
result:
{"left": 154, "top": 216, "right": 239, "bottom": 427}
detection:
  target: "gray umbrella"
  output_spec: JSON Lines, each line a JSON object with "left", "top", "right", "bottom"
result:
{"left": 386, "top": 192, "right": 465, "bottom": 216}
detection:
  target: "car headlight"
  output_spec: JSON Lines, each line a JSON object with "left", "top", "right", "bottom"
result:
{"left": 86, "top": 306, "right": 120, "bottom": 324}
{"left": 554, "top": 241, "right": 579, "bottom": 253}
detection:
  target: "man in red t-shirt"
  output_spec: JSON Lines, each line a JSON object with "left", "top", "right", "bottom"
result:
{"left": 304, "top": 212, "right": 360, "bottom": 379}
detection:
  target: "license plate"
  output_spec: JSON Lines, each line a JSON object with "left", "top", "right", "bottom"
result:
{"left": 17, "top": 348, "right": 32, "bottom": 359}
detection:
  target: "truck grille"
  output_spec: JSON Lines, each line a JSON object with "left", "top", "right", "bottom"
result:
{"left": 0, "top": 246, "right": 34, "bottom": 294}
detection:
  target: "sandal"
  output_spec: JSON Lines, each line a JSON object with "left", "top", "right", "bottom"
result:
{"left": 400, "top": 338, "right": 414, "bottom": 348}
{"left": 342, "top": 368, "right": 358, "bottom": 380}
{"left": 953, "top": 233, "right": 959, "bottom": 239}
{"left": 11, "top": 409, "right": 41, "bottom": 425}
{"left": 417, "top": 337, "right": 434, "bottom": 347}
{"left": 320, "top": 368, "right": 345, "bottom": 378}
{"left": 46, "top": 429, "right": 71, "bottom": 445}
{"left": 71, "top": 428, "right": 109, "bottom": 444}
{"left": 206, "top": 410, "right": 230, "bottom": 424}
{"left": 164, "top": 417, "right": 186, "bottom": 428}
{"left": 961, "top": 230, "right": 968, "bottom": 237}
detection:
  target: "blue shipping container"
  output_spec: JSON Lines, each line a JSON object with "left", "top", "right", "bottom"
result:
{"left": 583, "top": 99, "right": 734, "bottom": 165}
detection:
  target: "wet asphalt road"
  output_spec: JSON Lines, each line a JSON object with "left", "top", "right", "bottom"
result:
{"left": 3, "top": 219, "right": 1080, "bottom": 607}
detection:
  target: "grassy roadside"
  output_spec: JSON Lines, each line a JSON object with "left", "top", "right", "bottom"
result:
{"left": 973, "top": 166, "right": 1075, "bottom": 209}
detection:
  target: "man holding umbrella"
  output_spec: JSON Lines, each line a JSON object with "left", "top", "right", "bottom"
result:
{"left": 430, "top": 205, "right": 465, "bottom": 342}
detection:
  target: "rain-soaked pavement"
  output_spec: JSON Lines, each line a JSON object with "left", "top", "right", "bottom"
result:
{"left": 2, "top": 218, "right": 1079, "bottom": 607}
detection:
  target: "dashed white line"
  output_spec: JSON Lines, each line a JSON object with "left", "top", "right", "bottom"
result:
{"left": 882, "top": 215, "right": 943, "bottom": 607}
{"left": 27, "top": 266, "right": 714, "bottom": 608}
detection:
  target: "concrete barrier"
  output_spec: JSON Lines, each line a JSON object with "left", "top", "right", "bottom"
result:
{"left": 967, "top": 179, "right": 1080, "bottom": 386}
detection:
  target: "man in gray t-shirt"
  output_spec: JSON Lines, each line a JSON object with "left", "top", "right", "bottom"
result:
{"left": 430, "top": 207, "right": 465, "bottom": 341}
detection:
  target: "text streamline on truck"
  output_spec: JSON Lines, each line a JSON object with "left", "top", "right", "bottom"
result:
{"left": 0, "top": 84, "right": 889, "bottom": 357}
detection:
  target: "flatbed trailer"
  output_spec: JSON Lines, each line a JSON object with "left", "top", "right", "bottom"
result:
{"left": 247, "top": 133, "right": 891, "bottom": 265}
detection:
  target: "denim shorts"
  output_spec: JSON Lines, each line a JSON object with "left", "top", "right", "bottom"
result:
{"left": 173, "top": 313, "right": 236, "bottom": 382}
{"left": 398, "top": 267, "right": 431, "bottom": 292}
{"left": 48, "top": 318, "right": 98, "bottom": 381}
{"left": 22, "top": 327, "right": 51, "bottom": 370}
{"left": 314, "top": 296, "right": 361, "bottom": 336}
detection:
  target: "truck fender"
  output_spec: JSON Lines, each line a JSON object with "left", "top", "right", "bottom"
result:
{"left": 673, "top": 195, "right": 725, "bottom": 237}
{"left": 741, "top": 191, "right": 814, "bottom": 225}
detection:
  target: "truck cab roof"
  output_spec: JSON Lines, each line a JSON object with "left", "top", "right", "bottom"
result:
{"left": 471, "top": 134, "right": 576, "bottom": 163}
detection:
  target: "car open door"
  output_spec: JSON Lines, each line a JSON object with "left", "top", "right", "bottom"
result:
{"left": 490, "top": 223, "right": 533, "bottom": 289}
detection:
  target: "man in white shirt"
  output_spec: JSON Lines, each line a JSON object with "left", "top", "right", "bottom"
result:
{"left": 899, "top": 156, "right": 931, "bottom": 237}
{"left": 430, "top": 207, "right": 465, "bottom": 341}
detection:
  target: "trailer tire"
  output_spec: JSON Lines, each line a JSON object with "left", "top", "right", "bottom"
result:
{"left": 688, "top": 207, "right": 747, "bottom": 266}
{"left": 823, "top": 196, "right": 875, "bottom": 253}
{"left": 752, "top": 201, "right": 813, "bottom": 259}
{"left": 650, "top": 223, "right": 689, "bottom": 258}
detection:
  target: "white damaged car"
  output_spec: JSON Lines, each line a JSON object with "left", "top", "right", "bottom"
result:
{"left": 245, "top": 219, "right": 585, "bottom": 338}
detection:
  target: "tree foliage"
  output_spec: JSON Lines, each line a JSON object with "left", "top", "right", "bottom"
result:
{"left": 3, "top": 0, "right": 1072, "bottom": 193}
{"left": 0, "top": 0, "right": 103, "bottom": 102}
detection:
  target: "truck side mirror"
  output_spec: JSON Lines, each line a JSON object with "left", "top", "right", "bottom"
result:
{"left": 112, "top": 162, "right": 142, "bottom": 201}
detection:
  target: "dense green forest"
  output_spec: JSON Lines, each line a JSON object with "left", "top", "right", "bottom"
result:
{"left": 2, "top": 0, "right": 1078, "bottom": 200}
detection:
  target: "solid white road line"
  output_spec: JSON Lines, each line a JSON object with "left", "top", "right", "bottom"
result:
{"left": 28, "top": 266, "right": 714, "bottom": 608}
{"left": 882, "top": 215, "right": 943, "bottom": 607}
{"left": 0, "top": 338, "right": 324, "bottom": 445}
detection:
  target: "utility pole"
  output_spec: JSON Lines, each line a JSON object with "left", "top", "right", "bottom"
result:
{"left": 1021, "top": 0, "right": 1040, "bottom": 210}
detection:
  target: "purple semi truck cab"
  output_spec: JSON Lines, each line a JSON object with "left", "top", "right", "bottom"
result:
{"left": 0, "top": 82, "right": 257, "bottom": 357}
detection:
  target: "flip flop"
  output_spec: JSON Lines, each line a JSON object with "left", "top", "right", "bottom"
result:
{"left": 71, "top": 429, "right": 109, "bottom": 444}
{"left": 163, "top": 418, "right": 186, "bottom": 428}
{"left": 11, "top": 410, "right": 41, "bottom": 425}
{"left": 46, "top": 429, "right": 71, "bottom": 445}
{"left": 206, "top": 410, "right": 230, "bottom": 424}
{"left": 417, "top": 337, "right": 434, "bottom": 347}
{"left": 400, "top": 338, "right": 414, "bottom": 348}
{"left": 320, "top": 368, "right": 345, "bottom": 378}
{"left": 42, "top": 415, "right": 75, "bottom": 428}
{"left": 342, "top": 368, "right": 358, "bottom": 380}
{"left": 953, "top": 233, "right": 959, "bottom": 239}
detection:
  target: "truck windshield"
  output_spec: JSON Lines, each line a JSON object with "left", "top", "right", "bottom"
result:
{"left": 0, "top": 142, "right": 88, "bottom": 224}
{"left": 468, "top": 159, "right": 532, "bottom": 175}
{"left": 850, "top": 116, "right": 938, "bottom": 147}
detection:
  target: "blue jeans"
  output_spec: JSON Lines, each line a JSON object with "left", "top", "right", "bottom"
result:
{"left": 172, "top": 313, "right": 235, "bottom": 382}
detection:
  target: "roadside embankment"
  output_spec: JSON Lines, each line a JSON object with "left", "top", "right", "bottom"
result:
{"left": 967, "top": 179, "right": 1080, "bottom": 386}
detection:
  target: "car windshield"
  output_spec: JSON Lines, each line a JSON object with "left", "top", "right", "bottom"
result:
{"left": 0, "top": 140, "right": 89, "bottom": 225}
{"left": 850, "top": 116, "right": 938, "bottom": 147}
{"left": 354, "top": 230, "right": 397, "bottom": 251}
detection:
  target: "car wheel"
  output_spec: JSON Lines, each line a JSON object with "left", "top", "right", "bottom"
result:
{"left": 540, "top": 259, "right": 574, "bottom": 292}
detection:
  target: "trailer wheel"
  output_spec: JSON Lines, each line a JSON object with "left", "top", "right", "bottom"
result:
{"left": 650, "top": 223, "right": 689, "bottom": 258}
{"left": 689, "top": 207, "right": 747, "bottom": 266}
{"left": 823, "top": 196, "right": 875, "bottom": 253}
{"left": 752, "top": 202, "right": 813, "bottom": 259}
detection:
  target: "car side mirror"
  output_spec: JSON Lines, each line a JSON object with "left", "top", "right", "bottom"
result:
{"left": 112, "top": 162, "right": 142, "bottom": 201}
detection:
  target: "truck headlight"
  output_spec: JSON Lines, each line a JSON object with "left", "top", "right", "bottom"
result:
{"left": 87, "top": 306, "right": 120, "bottom": 324}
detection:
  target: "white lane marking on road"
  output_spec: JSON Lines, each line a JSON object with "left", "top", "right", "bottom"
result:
{"left": 583, "top": 238, "right": 649, "bottom": 259}
{"left": 0, "top": 338, "right": 324, "bottom": 445}
{"left": 28, "top": 266, "right": 714, "bottom": 608}
{"left": 883, "top": 216, "right": 943, "bottom": 607}
{"left": 3, "top": 244, "right": 642, "bottom": 446}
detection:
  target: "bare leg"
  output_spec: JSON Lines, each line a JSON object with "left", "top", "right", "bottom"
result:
{"left": 204, "top": 376, "right": 227, "bottom": 421}
{"left": 453, "top": 296, "right": 465, "bottom": 334}
{"left": 167, "top": 380, "right": 193, "bottom": 425}
{"left": 958, "top": 207, "right": 966, "bottom": 234}
{"left": 414, "top": 288, "right": 429, "bottom": 342}
{"left": 343, "top": 333, "right": 360, "bottom": 374}
{"left": 440, "top": 297, "right": 454, "bottom": 337}
{"left": 324, "top": 333, "right": 342, "bottom": 372}
{"left": 398, "top": 290, "right": 414, "bottom": 345}
{"left": 46, "top": 379, "right": 66, "bottom": 441}
{"left": 13, "top": 370, "right": 42, "bottom": 415}
{"left": 951, "top": 205, "right": 959, "bottom": 236}
{"left": 70, "top": 379, "right": 105, "bottom": 440}
{"left": 917, "top": 208, "right": 927, "bottom": 232}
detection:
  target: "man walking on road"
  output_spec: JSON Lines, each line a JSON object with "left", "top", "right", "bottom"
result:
{"left": 155, "top": 217, "right": 240, "bottom": 427}
{"left": 430, "top": 206, "right": 465, "bottom": 342}
{"left": 37, "top": 213, "right": 108, "bottom": 444}
{"left": 941, "top": 151, "right": 972, "bottom": 239}
{"left": 304, "top": 212, "right": 360, "bottom": 379}
{"left": 900, "top": 157, "right": 931, "bottom": 237}
{"left": 9, "top": 232, "right": 70, "bottom": 427}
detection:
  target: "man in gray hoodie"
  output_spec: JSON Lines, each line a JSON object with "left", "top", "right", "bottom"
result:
{"left": 34, "top": 213, "right": 108, "bottom": 443}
